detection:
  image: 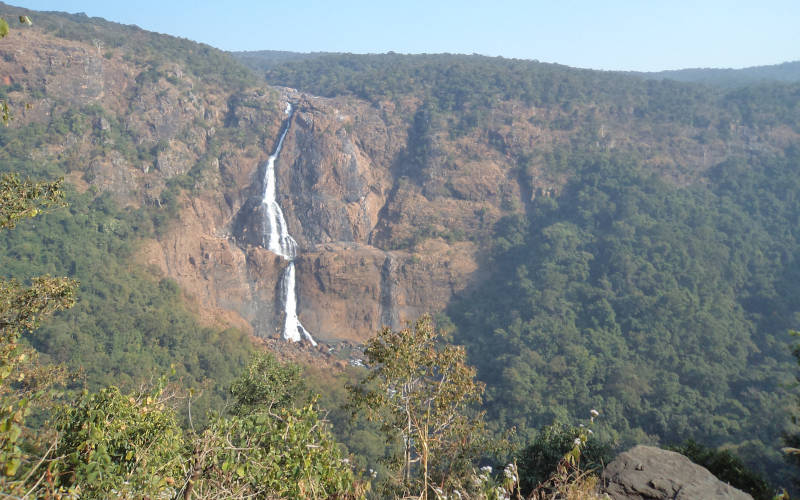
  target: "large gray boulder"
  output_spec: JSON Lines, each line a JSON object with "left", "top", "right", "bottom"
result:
{"left": 601, "top": 445, "right": 752, "bottom": 499}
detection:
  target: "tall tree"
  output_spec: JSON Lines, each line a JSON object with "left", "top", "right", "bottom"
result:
{"left": 182, "top": 352, "right": 361, "bottom": 499}
{"left": 348, "top": 314, "right": 486, "bottom": 499}
{"left": 0, "top": 173, "right": 76, "bottom": 492}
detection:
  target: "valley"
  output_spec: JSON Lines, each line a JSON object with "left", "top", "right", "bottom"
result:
{"left": 1, "top": 2, "right": 800, "bottom": 496}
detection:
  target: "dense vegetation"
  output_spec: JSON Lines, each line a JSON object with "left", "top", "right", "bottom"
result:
{"left": 3, "top": 5, "right": 800, "bottom": 496}
{"left": 261, "top": 53, "right": 708, "bottom": 116}
{"left": 0, "top": 168, "right": 357, "bottom": 500}
{"left": 231, "top": 49, "right": 333, "bottom": 71}
{"left": 0, "top": 183, "right": 254, "bottom": 418}
{"left": 254, "top": 52, "right": 800, "bottom": 133}
{"left": 449, "top": 148, "right": 799, "bottom": 483}
{"left": 250, "top": 49, "right": 800, "bottom": 487}
{"left": 239, "top": 49, "right": 800, "bottom": 91}
{"left": 0, "top": 175, "right": 561, "bottom": 498}
{"left": 0, "top": 3, "right": 269, "bottom": 416}
{"left": 636, "top": 60, "right": 800, "bottom": 88}
{"left": 0, "top": 103, "right": 254, "bottom": 418}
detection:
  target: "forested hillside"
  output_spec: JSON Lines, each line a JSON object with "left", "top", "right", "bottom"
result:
{"left": 0, "top": 1, "right": 267, "bottom": 414}
{"left": 246, "top": 51, "right": 800, "bottom": 484}
{"left": 451, "top": 149, "right": 798, "bottom": 479}
{"left": 637, "top": 60, "right": 800, "bottom": 88}
{"left": 0, "top": 184, "right": 254, "bottom": 418}
{"left": 1, "top": 2, "right": 256, "bottom": 89}
{"left": 1, "top": 4, "right": 799, "bottom": 495}
{"left": 254, "top": 52, "right": 799, "bottom": 128}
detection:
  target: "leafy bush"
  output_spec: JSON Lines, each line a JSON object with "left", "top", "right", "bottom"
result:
{"left": 190, "top": 403, "right": 360, "bottom": 499}
{"left": 518, "top": 423, "right": 612, "bottom": 495}
{"left": 51, "top": 385, "right": 185, "bottom": 498}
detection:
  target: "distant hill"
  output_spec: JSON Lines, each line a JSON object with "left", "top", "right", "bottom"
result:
{"left": 239, "top": 49, "right": 800, "bottom": 487}
{"left": 231, "top": 49, "right": 332, "bottom": 72}
{"left": 0, "top": 0, "right": 267, "bottom": 415}
{"left": 0, "top": 1, "right": 258, "bottom": 89}
{"left": 233, "top": 49, "right": 800, "bottom": 89}
{"left": 634, "top": 60, "right": 800, "bottom": 87}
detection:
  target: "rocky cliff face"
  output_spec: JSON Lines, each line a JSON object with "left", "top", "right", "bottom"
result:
{"left": 5, "top": 24, "right": 796, "bottom": 345}
{"left": 602, "top": 445, "right": 753, "bottom": 500}
{"left": 2, "top": 27, "right": 491, "bottom": 342}
{"left": 225, "top": 92, "right": 486, "bottom": 341}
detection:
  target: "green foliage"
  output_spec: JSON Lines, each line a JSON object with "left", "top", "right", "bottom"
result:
{"left": 349, "top": 315, "right": 487, "bottom": 499}
{"left": 0, "top": 174, "right": 78, "bottom": 494}
{"left": 50, "top": 384, "right": 184, "bottom": 498}
{"left": 304, "top": 363, "right": 390, "bottom": 483}
{"left": 179, "top": 353, "right": 362, "bottom": 499}
{"left": 451, "top": 148, "right": 800, "bottom": 488}
{"left": 669, "top": 440, "right": 773, "bottom": 500}
{"left": 0, "top": 185, "right": 253, "bottom": 423}
{"left": 258, "top": 52, "right": 799, "bottom": 137}
{"left": 229, "top": 351, "right": 308, "bottom": 416}
{"left": 517, "top": 422, "right": 612, "bottom": 495}
{"left": 5, "top": 334, "right": 361, "bottom": 498}
{"left": 785, "top": 330, "right": 800, "bottom": 490}
{"left": 0, "top": 276, "right": 77, "bottom": 359}
{"left": 188, "top": 402, "right": 361, "bottom": 499}
{"left": 0, "top": 173, "right": 65, "bottom": 229}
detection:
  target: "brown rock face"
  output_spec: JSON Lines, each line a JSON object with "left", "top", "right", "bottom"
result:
{"left": 137, "top": 195, "right": 287, "bottom": 336}
{"left": 280, "top": 98, "right": 394, "bottom": 246}
{"left": 11, "top": 26, "right": 794, "bottom": 345}
{"left": 601, "top": 445, "right": 752, "bottom": 500}
{"left": 124, "top": 85, "right": 489, "bottom": 343}
{"left": 225, "top": 94, "right": 486, "bottom": 341}
{"left": 294, "top": 240, "right": 478, "bottom": 342}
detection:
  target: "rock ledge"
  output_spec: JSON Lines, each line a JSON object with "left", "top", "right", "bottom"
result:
{"left": 601, "top": 445, "right": 752, "bottom": 499}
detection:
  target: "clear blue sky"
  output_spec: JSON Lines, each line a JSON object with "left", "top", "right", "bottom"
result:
{"left": 8, "top": 0, "right": 800, "bottom": 72}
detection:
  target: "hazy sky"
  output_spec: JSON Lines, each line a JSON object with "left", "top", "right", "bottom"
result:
{"left": 8, "top": 0, "right": 800, "bottom": 72}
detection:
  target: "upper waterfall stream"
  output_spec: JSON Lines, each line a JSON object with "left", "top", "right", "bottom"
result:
{"left": 261, "top": 103, "right": 316, "bottom": 346}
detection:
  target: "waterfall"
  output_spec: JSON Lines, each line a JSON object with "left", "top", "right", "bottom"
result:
{"left": 261, "top": 103, "right": 317, "bottom": 346}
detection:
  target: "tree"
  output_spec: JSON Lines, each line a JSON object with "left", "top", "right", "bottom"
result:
{"left": 0, "top": 173, "right": 77, "bottom": 493}
{"left": 517, "top": 422, "right": 611, "bottom": 496}
{"left": 181, "top": 352, "right": 363, "bottom": 499}
{"left": 348, "top": 314, "right": 486, "bottom": 499}
{"left": 785, "top": 330, "right": 800, "bottom": 490}
{"left": 228, "top": 350, "right": 307, "bottom": 416}
{"left": 0, "top": 173, "right": 66, "bottom": 231}
{"left": 184, "top": 402, "right": 361, "bottom": 499}
{"left": 48, "top": 383, "right": 185, "bottom": 498}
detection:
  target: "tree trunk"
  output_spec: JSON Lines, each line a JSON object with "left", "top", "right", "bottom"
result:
{"left": 181, "top": 444, "right": 205, "bottom": 500}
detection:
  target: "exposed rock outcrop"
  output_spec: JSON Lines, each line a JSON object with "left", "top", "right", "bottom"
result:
{"left": 601, "top": 445, "right": 752, "bottom": 500}
{"left": 295, "top": 240, "right": 479, "bottom": 342}
{"left": 7, "top": 26, "right": 797, "bottom": 345}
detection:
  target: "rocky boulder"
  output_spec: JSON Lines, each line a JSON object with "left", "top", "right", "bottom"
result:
{"left": 601, "top": 445, "right": 752, "bottom": 500}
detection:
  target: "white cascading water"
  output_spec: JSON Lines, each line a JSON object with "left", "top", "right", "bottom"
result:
{"left": 261, "top": 103, "right": 317, "bottom": 346}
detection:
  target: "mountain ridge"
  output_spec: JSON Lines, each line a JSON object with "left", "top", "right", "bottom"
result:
{"left": 1, "top": 3, "right": 799, "bottom": 487}
{"left": 232, "top": 48, "right": 800, "bottom": 88}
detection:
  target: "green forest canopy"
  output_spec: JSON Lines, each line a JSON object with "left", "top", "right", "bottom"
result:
{"left": 2, "top": 9, "right": 800, "bottom": 491}
{"left": 449, "top": 147, "right": 799, "bottom": 483}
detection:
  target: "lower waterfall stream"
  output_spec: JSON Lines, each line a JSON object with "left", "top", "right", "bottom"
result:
{"left": 260, "top": 102, "right": 316, "bottom": 345}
